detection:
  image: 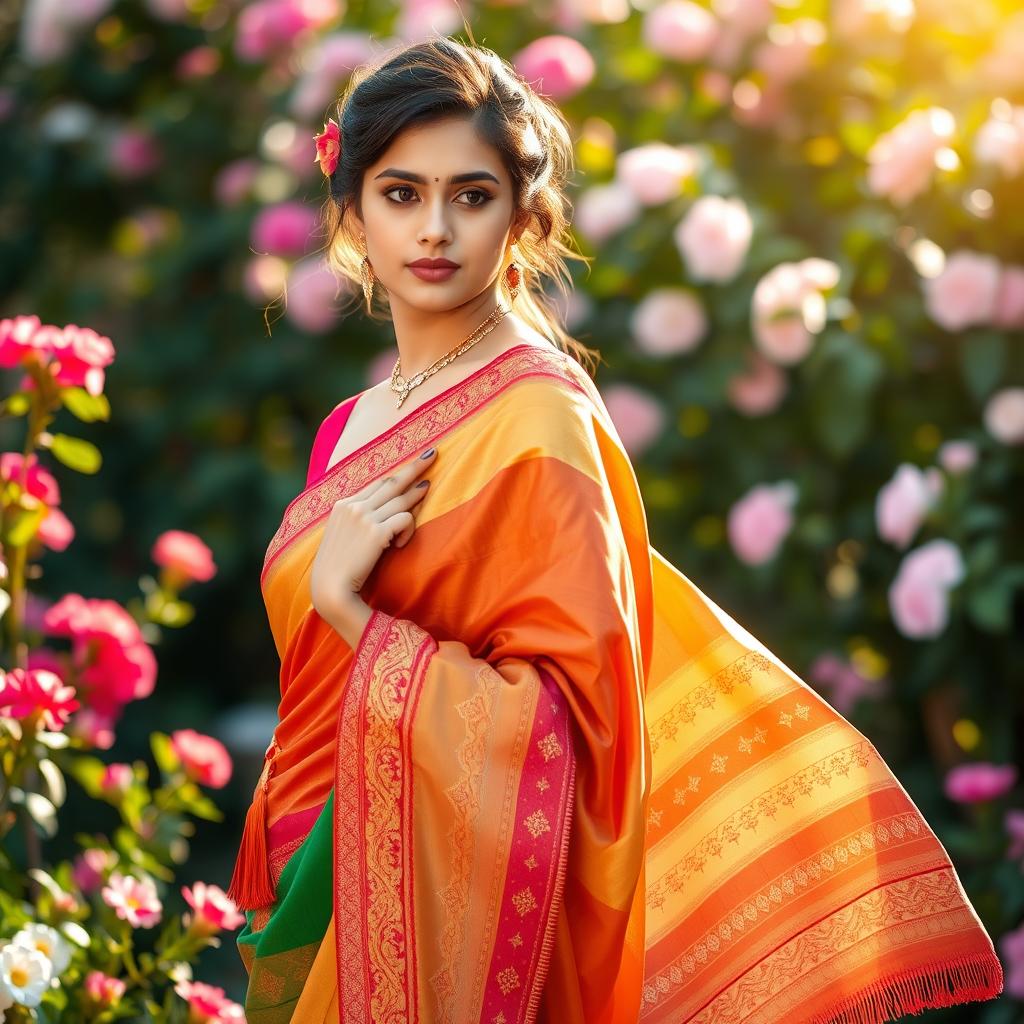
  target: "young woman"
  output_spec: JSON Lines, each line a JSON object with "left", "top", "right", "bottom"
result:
{"left": 228, "top": 36, "right": 1003, "bottom": 1024}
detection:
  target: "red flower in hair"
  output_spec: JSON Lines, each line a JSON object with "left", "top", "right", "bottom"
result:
{"left": 314, "top": 117, "right": 341, "bottom": 177}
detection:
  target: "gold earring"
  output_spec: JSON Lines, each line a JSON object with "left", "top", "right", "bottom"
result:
{"left": 359, "top": 234, "right": 374, "bottom": 307}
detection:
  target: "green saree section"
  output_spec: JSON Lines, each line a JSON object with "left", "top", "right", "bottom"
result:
{"left": 236, "top": 791, "right": 334, "bottom": 1022}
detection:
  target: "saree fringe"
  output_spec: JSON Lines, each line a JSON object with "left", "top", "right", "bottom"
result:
{"left": 226, "top": 740, "right": 279, "bottom": 911}
{"left": 806, "top": 951, "right": 1005, "bottom": 1024}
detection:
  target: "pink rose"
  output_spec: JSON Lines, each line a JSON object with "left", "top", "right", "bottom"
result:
{"left": 630, "top": 288, "right": 707, "bottom": 356}
{"left": 936, "top": 440, "right": 977, "bottom": 475}
{"left": 170, "top": 729, "right": 233, "bottom": 789}
{"left": 867, "top": 106, "right": 956, "bottom": 206}
{"left": 751, "top": 258, "right": 840, "bottom": 365}
{"left": 43, "top": 594, "right": 157, "bottom": 716}
{"left": 513, "top": 35, "right": 596, "bottom": 101}
{"left": 37, "top": 506, "right": 75, "bottom": 552}
{"left": 0, "top": 452, "right": 60, "bottom": 505}
{"left": 674, "top": 195, "right": 753, "bottom": 283}
{"left": 727, "top": 481, "right": 798, "bottom": 565}
{"left": 101, "top": 871, "right": 163, "bottom": 929}
{"left": 251, "top": 201, "right": 319, "bottom": 259}
{"left": 983, "top": 387, "right": 1024, "bottom": 445}
{"left": 887, "top": 538, "right": 964, "bottom": 639}
{"left": 726, "top": 350, "right": 788, "bottom": 416}
{"left": 601, "top": 384, "right": 665, "bottom": 457}
{"left": 49, "top": 324, "right": 115, "bottom": 396}
{"left": 72, "top": 847, "right": 116, "bottom": 892}
{"left": 108, "top": 128, "right": 162, "bottom": 179}
{"left": 214, "top": 158, "right": 260, "bottom": 208}
{"left": 234, "top": 0, "right": 338, "bottom": 62}
{"left": 84, "top": 970, "right": 126, "bottom": 1005}
{"left": 0, "top": 314, "right": 45, "bottom": 368}
{"left": 285, "top": 257, "right": 347, "bottom": 334}
{"left": 1004, "top": 809, "right": 1024, "bottom": 862}
{"left": 0, "top": 667, "right": 80, "bottom": 731}
{"left": 921, "top": 249, "right": 1000, "bottom": 332}
{"left": 1000, "top": 921, "right": 1024, "bottom": 1000}
{"left": 973, "top": 104, "right": 1024, "bottom": 178}
{"left": 100, "top": 762, "right": 134, "bottom": 796}
{"left": 242, "top": 254, "right": 288, "bottom": 304}
{"left": 575, "top": 182, "right": 641, "bottom": 244}
{"left": 173, "top": 979, "right": 245, "bottom": 1024}
{"left": 642, "top": 1, "right": 719, "bottom": 63}
{"left": 615, "top": 142, "right": 698, "bottom": 206}
{"left": 151, "top": 529, "right": 217, "bottom": 585}
{"left": 289, "top": 31, "right": 376, "bottom": 120}
{"left": 752, "top": 18, "right": 825, "bottom": 85}
{"left": 944, "top": 762, "right": 1018, "bottom": 804}
{"left": 993, "top": 264, "right": 1024, "bottom": 329}
{"left": 70, "top": 707, "right": 117, "bottom": 749}
{"left": 181, "top": 881, "right": 246, "bottom": 936}
{"left": 807, "top": 651, "right": 881, "bottom": 716}
{"left": 874, "top": 463, "right": 942, "bottom": 549}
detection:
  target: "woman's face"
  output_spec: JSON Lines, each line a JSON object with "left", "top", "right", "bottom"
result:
{"left": 352, "top": 115, "right": 524, "bottom": 313}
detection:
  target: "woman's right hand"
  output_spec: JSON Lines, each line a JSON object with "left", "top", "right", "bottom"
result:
{"left": 310, "top": 446, "right": 437, "bottom": 626}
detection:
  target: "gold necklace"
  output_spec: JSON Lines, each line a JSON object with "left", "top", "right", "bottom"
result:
{"left": 389, "top": 303, "right": 510, "bottom": 409}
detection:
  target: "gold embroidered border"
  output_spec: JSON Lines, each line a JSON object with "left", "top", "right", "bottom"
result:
{"left": 429, "top": 663, "right": 500, "bottom": 1022}
{"left": 649, "top": 650, "right": 773, "bottom": 754}
{"left": 677, "top": 869, "right": 990, "bottom": 1024}
{"left": 646, "top": 739, "right": 878, "bottom": 909}
{"left": 642, "top": 810, "right": 926, "bottom": 1013}
{"left": 262, "top": 345, "right": 593, "bottom": 584}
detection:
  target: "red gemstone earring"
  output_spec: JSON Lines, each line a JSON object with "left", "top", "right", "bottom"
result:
{"left": 505, "top": 242, "right": 521, "bottom": 302}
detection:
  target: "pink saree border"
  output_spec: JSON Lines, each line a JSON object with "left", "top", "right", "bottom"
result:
{"left": 333, "top": 608, "right": 435, "bottom": 1024}
{"left": 480, "top": 664, "right": 576, "bottom": 1024}
{"left": 261, "top": 343, "right": 591, "bottom": 586}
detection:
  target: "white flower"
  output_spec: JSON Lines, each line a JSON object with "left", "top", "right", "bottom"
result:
{"left": 0, "top": 939, "right": 53, "bottom": 1008}
{"left": 11, "top": 924, "right": 71, "bottom": 974}
{"left": 0, "top": 979, "right": 14, "bottom": 1021}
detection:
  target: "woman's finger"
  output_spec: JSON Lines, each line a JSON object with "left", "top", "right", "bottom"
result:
{"left": 370, "top": 479, "right": 429, "bottom": 523}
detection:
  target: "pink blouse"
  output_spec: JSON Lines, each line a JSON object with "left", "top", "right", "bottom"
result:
{"left": 305, "top": 394, "right": 361, "bottom": 488}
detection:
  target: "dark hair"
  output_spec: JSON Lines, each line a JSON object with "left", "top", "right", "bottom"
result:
{"left": 317, "top": 35, "right": 600, "bottom": 374}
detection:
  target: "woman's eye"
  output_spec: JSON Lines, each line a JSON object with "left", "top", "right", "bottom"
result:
{"left": 383, "top": 186, "right": 492, "bottom": 206}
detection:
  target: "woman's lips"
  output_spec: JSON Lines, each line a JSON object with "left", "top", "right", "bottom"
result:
{"left": 408, "top": 264, "right": 458, "bottom": 282}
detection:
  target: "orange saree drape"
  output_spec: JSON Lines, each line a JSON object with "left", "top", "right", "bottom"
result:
{"left": 231, "top": 342, "right": 1003, "bottom": 1024}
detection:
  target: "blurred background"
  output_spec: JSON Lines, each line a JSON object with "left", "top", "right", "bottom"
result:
{"left": 1, "top": 0, "right": 1022, "bottom": 1013}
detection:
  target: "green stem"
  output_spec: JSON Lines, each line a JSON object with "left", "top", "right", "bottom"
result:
{"left": 118, "top": 921, "right": 149, "bottom": 989}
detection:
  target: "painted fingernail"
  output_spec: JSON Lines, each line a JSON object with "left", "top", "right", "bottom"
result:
{"left": 416, "top": 479, "right": 429, "bottom": 488}
{"left": 420, "top": 448, "right": 435, "bottom": 459}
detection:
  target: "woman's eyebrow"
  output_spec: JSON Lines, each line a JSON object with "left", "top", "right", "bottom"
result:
{"left": 373, "top": 168, "right": 501, "bottom": 185}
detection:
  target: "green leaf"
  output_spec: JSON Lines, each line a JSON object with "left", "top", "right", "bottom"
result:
{"left": 807, "top": 332, "right": 885, "bottom": 459}
{"left": 37, "top": 730, "right": 71, "bottom": 749}
{"left": 60, "top": 920, "right": 92, "bottom": 948}
{"left": 23, "top": 791, "right": 58, "bottom": 837}
{"left": 6, "top": 504, "right": 46, "bottom": 546}
{"left": 66, "top": 754, "right": 108, "bottom": 797}
{"left": 49, "top": 433, "right": 102, "bottom": 473}
{"left": 37, "top": 757, "right": 66, "bottom": 807}
{"left": 958, "top": 331, "right": 1006, "bottom": 403}
{"left": 60, "top": 386, "right": 111, "bottom": 422}
{"left": 151, "top": 732, "right": 180, "bottom": 775}
{"left": 966, "top": 565, "right": 1024, "bottom": 634}
{"left": 187, "top": 792, "right": 224, "bottom": 823}
{"left": 1, "top": 392, "right": 32, "bottom": 416}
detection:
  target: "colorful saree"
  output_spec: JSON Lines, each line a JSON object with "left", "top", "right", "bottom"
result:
{"left": 231, "top": 341, "right": 1003, "bottom": 1024}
